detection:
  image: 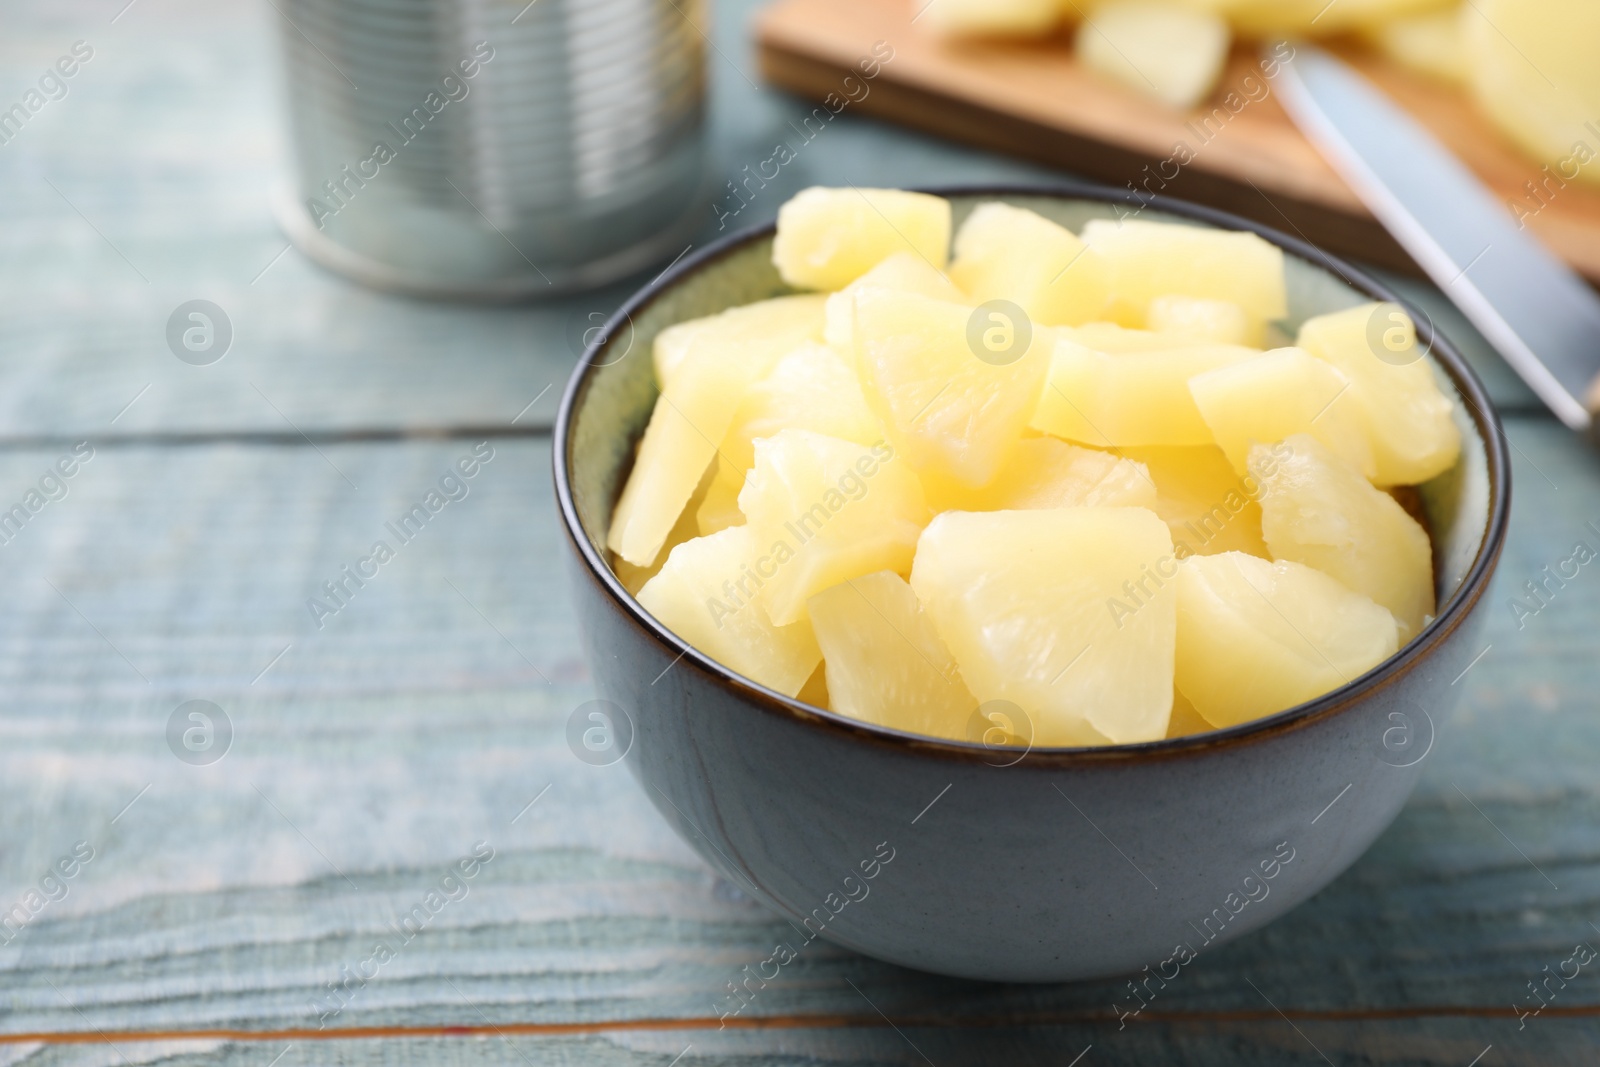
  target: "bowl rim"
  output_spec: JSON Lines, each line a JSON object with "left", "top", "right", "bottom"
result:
{"left": 553, "top": 180, "right": 1513, "bottom": 766}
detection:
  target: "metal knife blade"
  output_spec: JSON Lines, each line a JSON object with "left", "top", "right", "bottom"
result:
{"left": 1274, "top": 44, "right": 1600, "bottom": 433}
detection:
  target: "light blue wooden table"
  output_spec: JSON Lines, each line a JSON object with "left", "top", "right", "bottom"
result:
{"left": 0, "top": 0, "right": 1595, "bottom": 1063}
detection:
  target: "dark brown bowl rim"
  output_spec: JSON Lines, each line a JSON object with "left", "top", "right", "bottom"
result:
{"left": 553, "top": 180, "right": 1513, "bottom": 767}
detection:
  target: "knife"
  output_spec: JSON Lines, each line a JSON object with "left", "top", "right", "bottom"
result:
{"left": 1273, "top": 44, "right": 1600, "bottom": 435}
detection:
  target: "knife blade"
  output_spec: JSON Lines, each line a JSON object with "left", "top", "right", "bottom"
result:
{"left": 1273, "top": 44, "right": 1600, "bottom": 434}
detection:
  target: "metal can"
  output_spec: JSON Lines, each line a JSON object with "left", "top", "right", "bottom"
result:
{"left": 272, "top": 0, "right": 708, "bottom": 299}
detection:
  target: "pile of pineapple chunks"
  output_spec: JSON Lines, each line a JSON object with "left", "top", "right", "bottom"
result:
{"left": 926, "top": 0, "right": 1600, "bottom": 188}
{"left": 609, "top": 187, "right": 1461, "bottom": 747}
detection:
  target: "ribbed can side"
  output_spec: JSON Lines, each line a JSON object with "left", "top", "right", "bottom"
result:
{"left": 275, "top": 0, "right": 708, "bottom": 297}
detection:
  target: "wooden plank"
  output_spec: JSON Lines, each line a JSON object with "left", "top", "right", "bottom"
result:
{"left": 0, "top": 1019, "right": 1595, "bottom": 1066}
{"left": 0, "top": 2, "right": 644, "bottom": 441}
{"left": 755, "top": 0, "right": 1600, "bottom": 284}
{"left": 0, "top": 423, "right": 1595, "bottom": 1065}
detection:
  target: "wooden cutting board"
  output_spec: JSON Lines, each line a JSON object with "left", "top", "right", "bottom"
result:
{"left": 755, "top": 0, "right": 1600, "bottom": 283}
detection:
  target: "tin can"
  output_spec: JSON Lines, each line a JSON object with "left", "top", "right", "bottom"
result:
{"left": 272, "top": 0, "right": 708, "bottom": 299}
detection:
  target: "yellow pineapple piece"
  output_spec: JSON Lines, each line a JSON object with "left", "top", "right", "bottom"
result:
{"left": 1081, "top": 218, "right": 1287, "bottom": 329}
{"left": 1214, "top": 0, "right": 1454, "bottom": 37}
{"left": 637, "top": 525, "right": 821, "bottom": 697}
{"left": 653, "top": 294, "right": 827, "bottom": 393}
{"left": 694, "top": 455, "right": 746, "bottom": 537}
{"left": 854, "top": 287, "right": 1050, "bottom": 488}
{"left": 920, "top": 0, "right": 1062, "bottom": 37}
{"left": 1364, "top": 7, "right": 1470, "bottom": 86}
{"left": 608, "top": 368, "right": 761, "bottom": 568}
{"left": 1188, "top": 347, "right": 1376, "bottom": 479}
{"left": 948, "top": 202, "right": 1111, "bottom": 327}
{"left": 1252, "top": 436, "right": 1434, "bottom": 639}
{"left": 607, "top": 387, "right": 734, "bottom": 568}
{"left": 613, "top": 557, "right": 657, "bottom": 599}
{"left": 737, "top": 430, "right": 930, "bottom": 626}
{"left": 1147, "top": 295, "right": 1263, "bottom": 346}
{"left": 910, "top": 507, "right": 1176, "bottom": 745}
{"left": 1064, "top": 322, "right": 1217, "bottom": 352}
{"left": 922, "top": 436, "right": 1156, "bottom": 513}
{"left": 1076, "top": 2, "right": 1231, "bottom": 110}
{"left": 797, "top": 661, "right": 830, "bottom": 709}
{"left": 1031, "top": 336, "right": 1260, "bottom": 448}
{"left": 1166, "top": 687, "right": 1213, "bottom": 738}
{"left": 808, "top": 571, "right": 977, "bottom": 738}
{"left": 616, "top": 464, "right": 717, "bottom": 594}
{"left": 1467, "top": 0, "right": 1600, "bottom": 189}
{"left": 611, "top": 298, "right": 829, "bottom": 567}
{"left": 722, "top": 342, "right": 881, "bottom": 473}
{"left": 1296, "top": 303, "right": 1461, "bottom": 486}
{"left": 1123, "top": 445, "right": 1268, "bottom": 558}
{"left": 773, "top": 187, "right": 952, "bottom": 291}
{"left": 824, "top": 252, "right": 967, "bottom": 355}
{"left": 1175, "top": 551, "right": 1400, "bottom": 727}
{"left": 695, "top": 342, "right": 882, "bottom": 537}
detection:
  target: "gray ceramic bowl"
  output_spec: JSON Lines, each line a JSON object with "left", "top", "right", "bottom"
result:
{"left": 554, "top": 183, "right": 1511, "bottom": 983}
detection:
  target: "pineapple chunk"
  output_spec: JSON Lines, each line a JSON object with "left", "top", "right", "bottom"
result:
{"left": 824, "top": 253, "right": 966, "bottom": 356}
{"left": 1064, "top": 322, "right": 1224, "bottom": 352}
{"left": 1031, "top": 336, "right": 1260, "bottom": 448}
{"left": 737, "top": 430, "right": 930, "bottom": 626}
{"left": 616, "top": 463, "right": 718, "bottom": 594}
{"left": 637, "top": 526, "right": 821, "bottom": 696}
{"left": 910, "top": 508, "right": 1177, "bottom": 745}
{"left": 606, "top": 375, "right": 743, "bottom": 569}
{"left": 922, "top": 436, "right": 1156, "bottom": 513}
{"left": 1189, "top": 347, "right": 1376, "bottom": 479}
{"left": 1147, "top": 295, "right": 1263, "bottom": 347}
{"left": 1467, "top": 0, "right": 1600, "bottom": 187}
{"left": 919, "top": 0, "right": 1062, "bottom": 37}
{"left": 695, "top": 455, "right": 746, "bottom": 537}
{"left": 1252, "top": 436, "right": 1435, "bottom": 639}
{"left": 1166, "top": 687, "right": 1213, "bottom": 738}
{"left": 1364, "top": 7, "right": 1470, "bottom": 86}
{"left": 697, "top": 342, "right": 883, "bottom": 536}
{"left": 694, "top": 343, "right": 883, "bottom": 543}
{"left": 797, "top": 661, "right": 830, "bottom": 709}
{"left": 1076, "top": 2, "right": 1231, "bottom": 110}
{"left": 1176, "top": 552, "right": 1400, "bottom": 727}
{"left": 1081, "top": 218, "right": 1287, "bottom": 329}
{"left": 1123, "top": 445, "right": 1268, "bottom": 558}
{"left": 721, "top": 342, "right": 881, "bottom": 473}
{"left": 1215, "top": 0, "right": 1455, "bottom": 36}
{"left": 854, "top": 287, "right": 1050, "bottom": 488}
{"left": 613, "top": 297, "right": 828, "bottom": 567}
{"left": 948, "top": 202, "right": 1111, "bottom": 327}
{"left": 653, "top": 294, "right": 827, "bottom": 393}
{"left": 1296, "top": 303, "right": 1461, "bottom": 486}
{"left": 808, "top": 571, "right": 977, "bottom": 738}
{"left": 614, "top": 556, "right": 659, "bottom": 599}
{"left": 773, "top": 187, "right": 952, "bottom": 291}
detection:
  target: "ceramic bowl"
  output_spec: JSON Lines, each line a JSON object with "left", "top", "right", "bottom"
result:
{"left": 553, "top": 183, "right": 1511, "bottom": 983}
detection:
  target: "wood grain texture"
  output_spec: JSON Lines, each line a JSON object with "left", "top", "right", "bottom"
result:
{"left": 756, "top": 0, "right": 1600, "bottom": 284}
{"left": 0, "top": 425, "right": 1598, "bottom": 1066}
{"left": 0, "top": 0, "right": 651, "bottom": 442}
